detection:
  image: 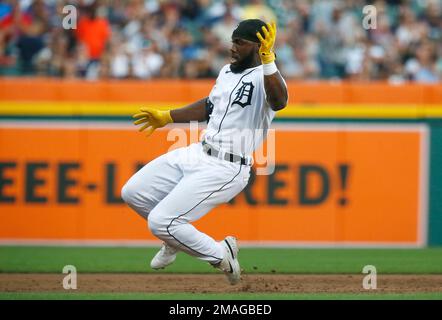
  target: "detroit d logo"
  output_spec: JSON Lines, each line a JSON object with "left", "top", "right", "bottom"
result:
{"left": 232, "top": 81, "right": 254, "bottom": 108}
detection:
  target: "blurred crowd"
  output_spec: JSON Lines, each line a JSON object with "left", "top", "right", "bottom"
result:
{"left": 0, "top": 0, "right": 441, "bottom": 82}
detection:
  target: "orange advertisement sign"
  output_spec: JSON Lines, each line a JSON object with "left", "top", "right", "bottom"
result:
{"left": 0, "top": 123, "right": 428, "bottom": 246}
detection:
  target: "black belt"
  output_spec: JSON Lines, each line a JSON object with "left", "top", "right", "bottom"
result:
{"left": 202, "top": 141, "right": 250, "bottom": 166}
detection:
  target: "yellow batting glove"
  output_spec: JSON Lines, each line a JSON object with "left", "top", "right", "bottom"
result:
{"left": 132, "top": 107, "right": 173, "bottom": 137}
{"left": 256, "top": 22, "right": 276, "bottom": 65}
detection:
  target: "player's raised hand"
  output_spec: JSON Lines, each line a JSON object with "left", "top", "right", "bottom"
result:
{"left": 256, "top": 21, "right": 276, "bottom": 64}
{"left": 132, "top": 107, "right": 173, "bottom": 137}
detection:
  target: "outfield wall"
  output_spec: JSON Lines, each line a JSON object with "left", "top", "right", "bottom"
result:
{"left": 0, "top": 79, "right": 441, "bottom": 246}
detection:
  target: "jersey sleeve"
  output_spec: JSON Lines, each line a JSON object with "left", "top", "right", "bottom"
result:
{"left": 206, "top": 65, "right": 228, "bottom": 123}
{"left": 204, "top": 98, "right": 214, "bottom": 122}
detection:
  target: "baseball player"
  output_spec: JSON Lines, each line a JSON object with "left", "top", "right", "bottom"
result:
{"left": 121, "top": 19, "right": 288, "bottom": 285}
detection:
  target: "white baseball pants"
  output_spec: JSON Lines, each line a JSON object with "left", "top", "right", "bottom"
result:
{"left": 121, "top": 142, "right": 250, "bottom": 264}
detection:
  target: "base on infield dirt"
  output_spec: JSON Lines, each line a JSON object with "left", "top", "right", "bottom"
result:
{"left": 1, "top": 274, "right": 441, "bottom": 294}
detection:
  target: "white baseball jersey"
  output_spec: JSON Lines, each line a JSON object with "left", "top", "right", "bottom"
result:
{"left": 122, "top": 63, "right": 286, "bottom": 266}
{"left": 204, "top": 64, "right": 281, "bottom": 157}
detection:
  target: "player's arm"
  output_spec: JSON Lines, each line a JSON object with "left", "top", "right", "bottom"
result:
{"left": 132, "top": 97, "right": 210, "bottom": 137}
{"left": 170, "top": 97, "right": 208, "bottom": 123}
{"left": 263, "top": 71, "right": 288, "bottom": 111}
{"left": 256, "top": 22, "right": 288, "bottom": 111}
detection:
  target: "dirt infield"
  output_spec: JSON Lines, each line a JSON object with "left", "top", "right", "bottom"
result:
{"left": 1, "top": 274, "right": 442, "bottom": 294}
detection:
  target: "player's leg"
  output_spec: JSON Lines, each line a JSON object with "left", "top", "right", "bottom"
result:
{"left": 121, "top": 147, "right": 185, "bottom": 269}
{"left": 146, "top": 144, "right": 250, "bottom": 267}
{"left": 121, "top": 147, "right": 184, "bottom": 220}
{"left": 147, "top": 155, "right": 249, "bottom": 284}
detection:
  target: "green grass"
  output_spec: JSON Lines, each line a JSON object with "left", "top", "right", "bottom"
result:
{"left": 0, "top": 292, "right": 441, "bottom": 300}
{"left": 1, "top": 246, "right": 442, "bottom": 274}
{"left": 1, "top": 247, "right": 441, "bottom": 300}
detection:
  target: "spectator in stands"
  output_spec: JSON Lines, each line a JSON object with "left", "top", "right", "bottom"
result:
{"left": 75, "top": 2, "right": 110, "bottom": 79}
{"left": 0, "top": 0, "right": 440, "bottom": 82}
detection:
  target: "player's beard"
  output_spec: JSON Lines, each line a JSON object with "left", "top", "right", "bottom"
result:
{"left": 230, "top": 50, "right": 257, "bottom": 74}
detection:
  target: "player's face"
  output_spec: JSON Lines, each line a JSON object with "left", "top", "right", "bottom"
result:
{"left": 230, "top": 37, "right": 259, "bottom": 73}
